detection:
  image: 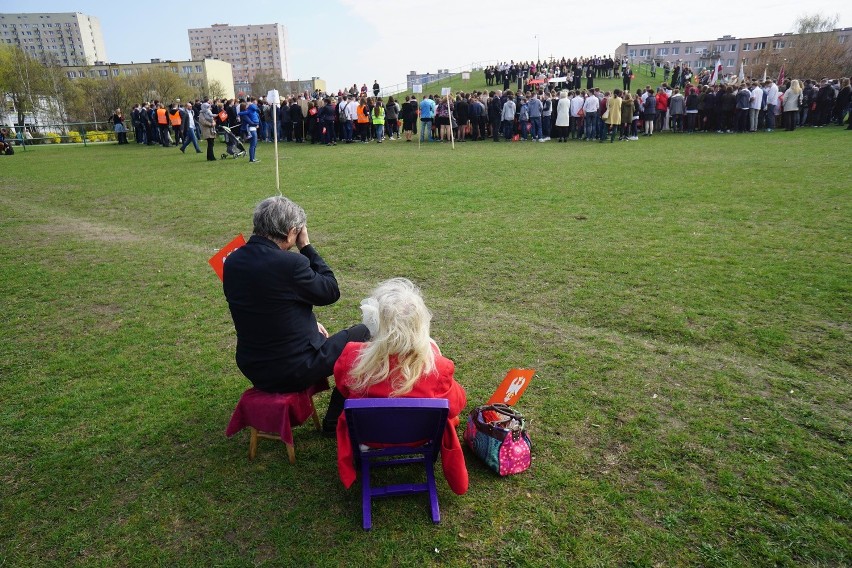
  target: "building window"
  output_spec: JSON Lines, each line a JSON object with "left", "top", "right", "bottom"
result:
{"left": 840, "top": 35, "right": 848, "bottom": 44}
{"left": 742, "top": 43, "right": 750, "bottom": 51}
{"left": 727, "top": 59, "right": 735, "bottom": 67}
{"left": 671, "top": 47, "right": 679, "bottom": 55}
{"left": 729, "top": 44, "right": 736, "bottom": 52}
{"left": 195, "top": 65, "right": 202, "bottom": 72}
{"left": 112, "top": 69, "right": 119, "bottom": 76}
{"left": 755, "top": 42, "right": 766, "bottom": 49}
{"left": 685, "top": 46, "right": 692, "bottom": 54}
{"left": 98, "top": 69, "right": 108, "bottom": 76}
{"left": 67, "top": 71, "right": 76, "bottom": 78}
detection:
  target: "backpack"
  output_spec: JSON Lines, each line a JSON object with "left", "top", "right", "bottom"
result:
{"left": 519, "top": 104, "right": 529, "bottom": 121}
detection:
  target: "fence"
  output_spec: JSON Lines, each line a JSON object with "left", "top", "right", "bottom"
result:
{"left": 5, "top": 121, "right": 122, "bottom": 150}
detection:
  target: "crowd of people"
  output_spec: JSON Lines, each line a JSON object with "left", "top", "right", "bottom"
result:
{"left": 109, "top": 56, "right": 849, "bottom": 159}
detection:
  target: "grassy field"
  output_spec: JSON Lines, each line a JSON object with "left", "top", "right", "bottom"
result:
{"left": 1, "top": 128, "right": 850, "bottom": 567}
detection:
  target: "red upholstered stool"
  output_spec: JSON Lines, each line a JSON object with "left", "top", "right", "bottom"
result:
{"left": 225, "top": 380, "right": 329, "bottom": 463}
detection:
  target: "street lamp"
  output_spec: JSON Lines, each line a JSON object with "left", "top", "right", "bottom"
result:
{"left": 534, "top": 35, "right": 540, "bottom": 63}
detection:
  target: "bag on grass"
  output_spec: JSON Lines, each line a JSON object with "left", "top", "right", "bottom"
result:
{"left": 464, "top": 404, "right": 531, "bottom": 476}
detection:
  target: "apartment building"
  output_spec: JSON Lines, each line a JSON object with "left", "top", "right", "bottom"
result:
{"left": 188, "top": 23, "right": 289, "bottom": 94}
{"left": 62, "top": 58, "right": 235, "bottom": 100}
{"left": 615, "top": 28, "right": 851, "bottom": 75}
{"left": 0, "top": 12, "right": 107, "bottom": 65}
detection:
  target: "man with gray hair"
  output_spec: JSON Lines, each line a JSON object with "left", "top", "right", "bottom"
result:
{"left": 223, "top": 196, "right": 370, "bottom": 431}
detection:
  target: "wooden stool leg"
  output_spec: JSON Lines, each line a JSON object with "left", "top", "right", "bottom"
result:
{"left": 308, "top": 392, "right": 322, "bottom": 431}
{"left": 286, "top": 443, "right": 296, "bottom": 464}
{"left": 249, "top": 427, "right": 259, "bottom": 460}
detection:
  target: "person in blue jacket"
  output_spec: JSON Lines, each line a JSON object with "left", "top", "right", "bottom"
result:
{"left": 239, "top": 97, "right": 261, "bottom": 162}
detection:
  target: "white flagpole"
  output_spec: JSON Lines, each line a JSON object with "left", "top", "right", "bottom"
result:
{"left": 273, "top": 101, "right": 279, "bottom": 192}
{"left": 445, "top": 89, "right": 455, "bottom": 150}
{"left": 267, "top": 89, "right": 281, "bottom": 192}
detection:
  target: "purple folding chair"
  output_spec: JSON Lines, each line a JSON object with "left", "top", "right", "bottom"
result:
{"left": 344, "top": 398, "right": 449, "bottom": 530}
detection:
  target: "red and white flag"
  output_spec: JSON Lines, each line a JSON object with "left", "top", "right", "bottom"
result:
{"left": 710, "top": 58, "right": 723, "bottom": 85}
{"left": 777, "top": 65, "right": 785, "bottom": 85}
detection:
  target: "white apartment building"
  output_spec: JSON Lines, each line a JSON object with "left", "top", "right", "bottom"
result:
{"left": 0, "top": 12, "right": 107, "bottom": 66}
{"left": 188, "top": 23, "right": 289, "bottom": 94}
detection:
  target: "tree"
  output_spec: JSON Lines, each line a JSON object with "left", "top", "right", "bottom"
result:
{"left": 0, "top": 46, "right": 49, "bottom": 126}
{"left": 201, "top": 78, "right": 227, "bottom": 101}
{"left": 757, "top": 14, "right": 852, "bottom": 80}
{"left": 123, "top": 68, "right": 193, "bottom": 107}
{"left": 249, "top": 72, "right": 287, "bottom": 98}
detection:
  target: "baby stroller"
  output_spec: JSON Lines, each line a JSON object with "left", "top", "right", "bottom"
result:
{"left": 217, "top": 124, "right": 246, "bottom": 159}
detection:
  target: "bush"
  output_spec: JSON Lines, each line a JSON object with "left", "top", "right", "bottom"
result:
{"left": 46, "top": 133, "right": 61, "bottom": 144}
{"left": 67, "top": 131, "right": 83, "bottom": 143}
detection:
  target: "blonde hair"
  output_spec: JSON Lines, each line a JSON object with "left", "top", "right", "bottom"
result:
{"left": 348, "top": 278, "right": 436, "bottom": 396}
{"left": 789, "top": 79, "right": 803, "bottom": 96}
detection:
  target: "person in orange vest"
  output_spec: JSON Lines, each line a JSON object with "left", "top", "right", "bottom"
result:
{"left": 356, "top": 97, "right": 370, "bottom": 142}
{"left": 155, "top": 103, "right": 171, "bottom": 147}
{"left": 167, "top": 103, "right": 183, "bottom": 146}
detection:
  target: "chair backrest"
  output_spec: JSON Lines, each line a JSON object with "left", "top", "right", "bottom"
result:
{"left": 344, "top": 398, "right": 449, "bottom": 456}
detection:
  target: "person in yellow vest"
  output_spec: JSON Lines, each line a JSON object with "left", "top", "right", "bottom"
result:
{"left": 167, "top": 103, "right": 183, "bottom": 146}
{"left": 372, "top": 99, "right": 385, "bottom": 143}
{"left": 155, "top": 103, "right": 171, "bottom": 147}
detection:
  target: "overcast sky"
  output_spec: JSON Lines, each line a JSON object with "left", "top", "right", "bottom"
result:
{"left": 4, "top": 0, "right": 849, "bottom": 90}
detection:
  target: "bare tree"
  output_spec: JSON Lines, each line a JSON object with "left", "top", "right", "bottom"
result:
{"left": 250, "top": 72, "right": 287, "bottom": 97}
{"left": 758, "top": 14, "right": 852, "bottom": 80}
{"left": 201, "top": 78, "right": 227, "bottom": 100}
{"left": 124, "top": 68, "right": 193, "bottom": 106}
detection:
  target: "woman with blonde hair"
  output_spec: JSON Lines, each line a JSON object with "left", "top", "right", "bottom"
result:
{"left": 333, "top": 278, "right": 468, "bottom": 495}
{"left": 783, "top": 79, "right": 803, "bottom": 131}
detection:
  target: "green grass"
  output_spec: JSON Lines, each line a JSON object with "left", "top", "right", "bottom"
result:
{"left": 1, "top": 129, "right": 850, "bottom": 567}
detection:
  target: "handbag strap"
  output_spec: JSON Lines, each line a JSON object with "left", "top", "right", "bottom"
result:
{"left": 479, "top": 403, "right": 525, "bottom": 422}
{"left": 474, "top": 404, "right": 526, "bottom": 439}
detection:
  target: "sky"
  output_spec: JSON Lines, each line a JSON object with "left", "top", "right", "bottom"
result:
{"left": 4, "top": 0, "right": 849, "bottom": 91}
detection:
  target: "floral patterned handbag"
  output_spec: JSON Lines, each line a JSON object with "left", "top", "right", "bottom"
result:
{"left": 464, "top": 404, "right": 531, "bottom": 476}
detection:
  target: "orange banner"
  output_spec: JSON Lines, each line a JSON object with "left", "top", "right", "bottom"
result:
{"left": 487, "top": 368, "right": 535, "bottom": 406}
{"left": 208, "top": 234, "right": 246, "bottom": 281}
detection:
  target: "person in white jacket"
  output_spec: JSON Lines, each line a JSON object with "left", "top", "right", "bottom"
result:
{"left": 749, "top": 83, "right": 764, "bottom": 132}
{"left": 764, "top": 80, "right": 779, "bottom": 131}
{"left": 555, "top": 91, "right": 572, "bottom": 142}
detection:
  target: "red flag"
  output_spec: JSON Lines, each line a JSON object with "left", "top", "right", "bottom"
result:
{"left": 777, "top": 65, "right": 785, "bottom": 85}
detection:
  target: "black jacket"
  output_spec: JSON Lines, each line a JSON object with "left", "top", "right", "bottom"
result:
{"left": 223, "top": 236, "right": 342, "bottom": 391}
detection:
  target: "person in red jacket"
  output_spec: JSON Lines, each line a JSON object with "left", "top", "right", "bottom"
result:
{"left": 655, "top": 87, "right": 669, "bottom": 132}
{"left": 334, "top": 278, "right": 468, "bottom": 495}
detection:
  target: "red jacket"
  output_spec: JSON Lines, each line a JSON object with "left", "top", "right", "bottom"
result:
{"left": 655, "top": 92, "right": 669, "bottom": 111}
{"left": 334, "top": 341, "right": 469, "bottom": 495}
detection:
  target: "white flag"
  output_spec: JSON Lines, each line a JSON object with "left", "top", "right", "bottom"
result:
{"left": 710, "top": 58, "right": 722, "bottom": 85}
{"left": 738, "top": 61, "right": 745, "bottom": 82}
